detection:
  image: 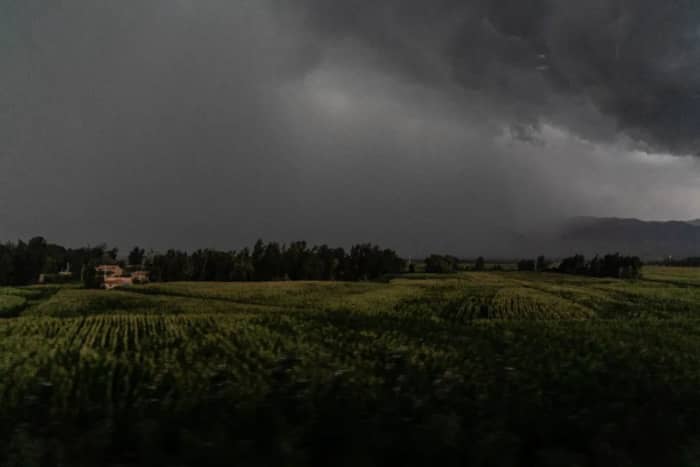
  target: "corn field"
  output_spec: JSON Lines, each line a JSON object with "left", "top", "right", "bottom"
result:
{"left": 1, "top": 267, "right": 700, "bottom": 466}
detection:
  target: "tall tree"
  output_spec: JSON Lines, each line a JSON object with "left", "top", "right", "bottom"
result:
{"left": 128, "top": 247, "right": 146, "bottom": 266}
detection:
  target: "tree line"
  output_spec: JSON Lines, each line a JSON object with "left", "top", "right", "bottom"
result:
{"left": 0, "top": 237, "right": 115, "bottom": 286}
{"left": 423, "top": 255, "right": 486, "bottom": 273}
{"left": 516, "top": 256, "right": 549, "bottom": 272}
{"left": 0, "top": 237, "right": 405, "bottom": 286}
{"left": 518, "top": 253, "right": 643, "bottom": 279}
{"left": 658, "top": 257, "right": 700, "bottom": 267}
{"left": 0, "top": 236, "right": 648, "bottom": 286}
{"left": 148, "top": 240, "right": 404, "bottom": 282}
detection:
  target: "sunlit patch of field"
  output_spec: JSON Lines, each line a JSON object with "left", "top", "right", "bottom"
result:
{"left": 130, "top": 280, "right": 430, "bottom": 315}
{"left": 24, "top": 287, "right": 284, "bottom": 318}
{"left": 644, "top": 266, "right": 700, "bottom": 287}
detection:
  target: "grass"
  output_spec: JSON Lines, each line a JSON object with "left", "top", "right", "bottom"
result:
{"left": 644, "top": 265, "right": 700, "bottom": 287}
{"left": 0, "top": 295, "right": 25, "bottom": 317}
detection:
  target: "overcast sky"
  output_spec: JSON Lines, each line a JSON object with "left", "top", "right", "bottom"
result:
{"left": 2, "top": 0, "right": 700, "bottom": 255}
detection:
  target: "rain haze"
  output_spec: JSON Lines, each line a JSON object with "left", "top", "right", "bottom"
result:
{"left": 2, "top": 0, "right": 700, "bottom": 256}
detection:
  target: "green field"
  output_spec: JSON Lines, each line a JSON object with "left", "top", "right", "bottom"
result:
{"left": 2, "top": 267, "right": 700, "bottom": 466}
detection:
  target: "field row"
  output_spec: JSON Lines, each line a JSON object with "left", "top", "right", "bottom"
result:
{"left": 4, "top": 311, "right": 700, "bottom": 405}
{"left": 3, "top": 269, "right": 699, "bottom": 322}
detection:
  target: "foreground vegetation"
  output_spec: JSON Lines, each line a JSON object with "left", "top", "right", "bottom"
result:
{"left": 2, "top": 267, "right": 700, "bottom": 466}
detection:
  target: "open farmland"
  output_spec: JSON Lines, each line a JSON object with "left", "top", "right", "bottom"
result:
{"left": 2, "top": 268, "right": 700, "bottom": 466}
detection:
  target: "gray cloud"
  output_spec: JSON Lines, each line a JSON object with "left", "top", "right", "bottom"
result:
{"left": 290, "top": 0, "right": 700, "bottom": 155}
{"left": 1, "top": 1, "right": 302, "bottom": 248}
{"left": 1, "top": 0, "right": 699, "bottom": 256}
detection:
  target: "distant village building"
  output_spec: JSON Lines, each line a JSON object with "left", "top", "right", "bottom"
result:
{"left": 96, "top": 264, "right": 150, "bottom": 290}
{"left": 130, "top": 271, "right": 150, "bottom": 284}
{"left": 38, "top": 263, "right": 74, "bottom": 284}
{"left": 96, "top": 265, "right": 123, "bottom": 277}
{"left": 58, "top": 262, "right": 72, "bottom": 279}
{"left": 103, "top": 276, "right": 133, "bottom": 290}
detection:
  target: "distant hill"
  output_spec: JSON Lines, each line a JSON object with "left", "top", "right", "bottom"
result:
{"left": 547, "top": 217, "right": 700, "bottom": 259}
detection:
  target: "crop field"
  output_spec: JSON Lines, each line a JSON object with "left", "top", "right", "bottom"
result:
{"left": 2, "top": 268, "right": 700, "bottom": 466}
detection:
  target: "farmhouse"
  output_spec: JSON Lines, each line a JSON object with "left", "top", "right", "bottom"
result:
{"left": 103, "top": 275, "right": 133, "bottom": 290}
{"left": 130, "top": 271, "right": 150, "bottom": 283}
{"left": 96, "top": 264, "right": 150, "bottom": 290}
{"left": 96, "top": 265, "right": 123, "bottom": 277}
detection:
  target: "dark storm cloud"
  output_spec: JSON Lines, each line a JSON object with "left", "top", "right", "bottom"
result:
{"left": 1, "top": 1, "right": 699, "bottom": 256}
{"left": 291, "top": 0, "right": 700, "bottom": 155}
{"left": 1, "top": 1, "right": 304, "bottom": 249}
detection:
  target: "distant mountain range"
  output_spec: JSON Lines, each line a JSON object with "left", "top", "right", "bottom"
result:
{"left": 537, "top": 217, "right": 700, "bottom": 259}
